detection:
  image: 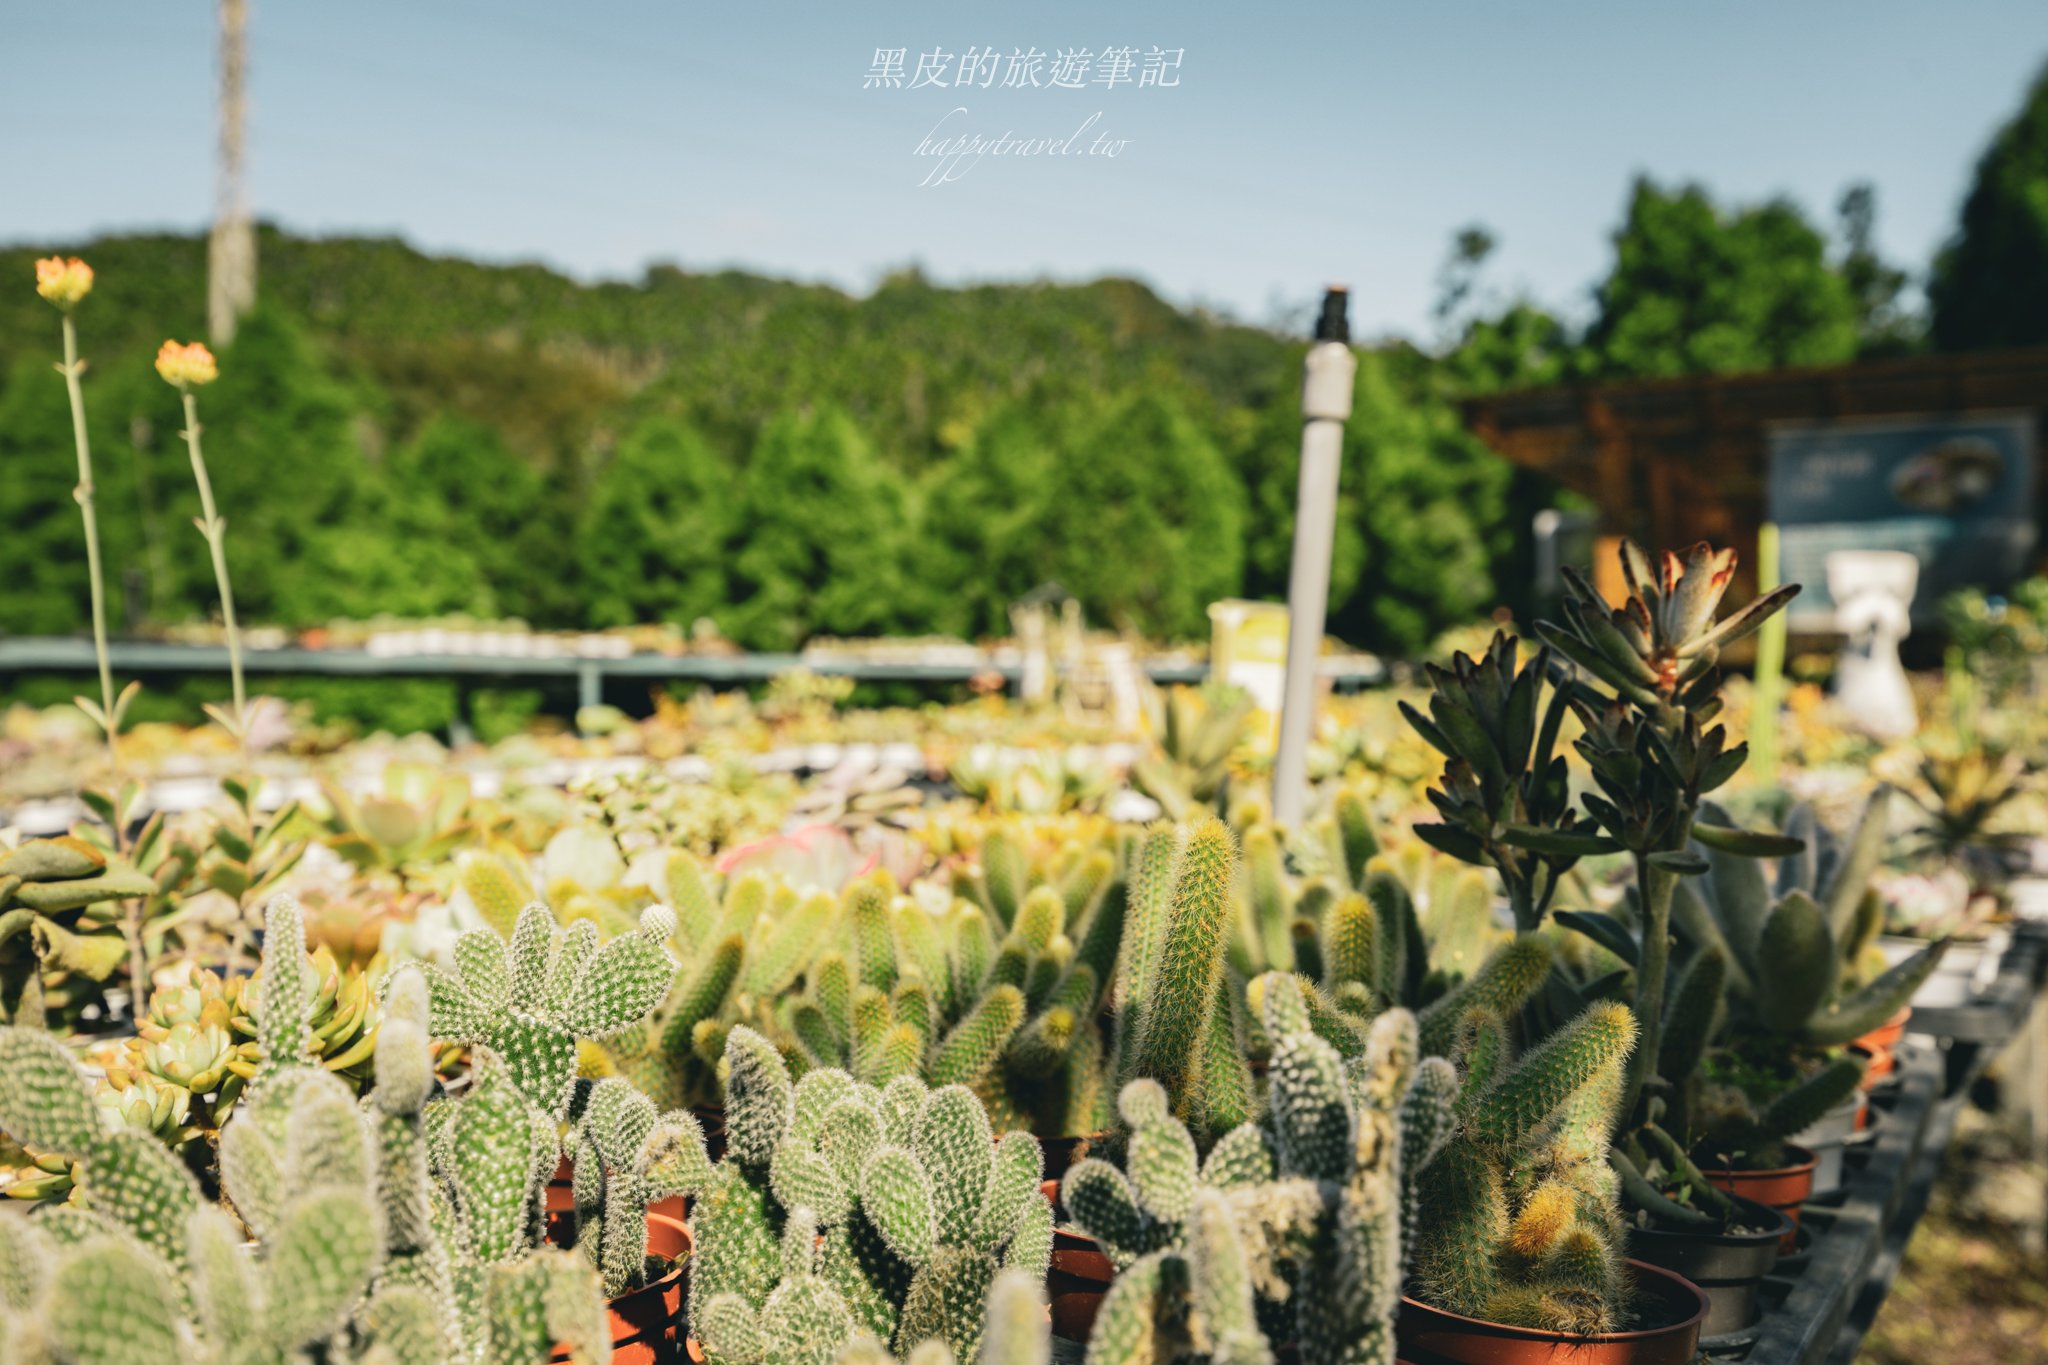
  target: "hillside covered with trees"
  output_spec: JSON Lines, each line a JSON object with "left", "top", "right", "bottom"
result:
{"left": 1, "top": 62, "right": 2037, "bottom": 661}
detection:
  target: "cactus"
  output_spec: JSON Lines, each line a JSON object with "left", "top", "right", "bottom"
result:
{"left": 1409, "top": 1000, "right": 1637, "bottom": 1335}
{"left": 0, "top": 898, "right": 612, "bottom": 1363}
{"left": 1079, "top": 985, "right": 1455, "bottom": 1365}
{"left": 673, "top": 1030, "right": 1051, "bottom": 1363}
{"left": 421, "top": 900, "right": 676, "bottom": 1119}
{"left": 1127, "top": 818, "right": 1236, "bottom": 1121}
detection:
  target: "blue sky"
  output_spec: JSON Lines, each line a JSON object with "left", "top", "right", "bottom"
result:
{"left": 6, "top": 1, "right": 2044, "bottom": 338}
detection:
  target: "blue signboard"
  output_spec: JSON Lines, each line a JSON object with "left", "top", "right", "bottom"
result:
{"left": 1766, "top": 414, "right": 2037, "bottom": 625}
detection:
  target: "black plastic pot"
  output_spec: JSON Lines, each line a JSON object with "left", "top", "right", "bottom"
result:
{"left": 1625, "top": 1196, "right": 1791, "bottom": 1338}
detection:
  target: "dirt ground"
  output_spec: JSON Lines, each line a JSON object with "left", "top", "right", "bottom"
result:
{"left": 1863, "top": 1104, "right": 2048, "bottom": 1363}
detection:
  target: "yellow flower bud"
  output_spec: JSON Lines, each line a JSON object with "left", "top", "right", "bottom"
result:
{"left": 154, "top": 339, "right": 219, "bottom": 389}
{"left": 34, "top": 256, "right": 93, "bottom": 309}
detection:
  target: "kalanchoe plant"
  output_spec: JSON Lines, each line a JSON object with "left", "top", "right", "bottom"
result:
{"left": 1082, "top": 984, "right": 1459, "bottom": 1365}
{"left": 673, "top": 1026, "right": 1054, "bottom": 1363}
{"left": 0, "top": 836, "right": 155, "bottom": 1028}
{"left": 1537, "top": 542, "right": 1800, "bottom": 1128}
{"left": 1401, "top": 632, "right": 1605, "bottom": 933}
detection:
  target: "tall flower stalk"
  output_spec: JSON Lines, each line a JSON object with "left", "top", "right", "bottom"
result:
{"left": 37, "top": 257, "right": 126, "bottom": 772}
{"left": 156, "top": 341, "right": 245, "bottom": 750}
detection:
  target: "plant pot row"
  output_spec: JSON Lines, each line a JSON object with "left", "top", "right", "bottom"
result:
{"left": 546, "top": 1094, "right": 1871, "bottom": 1363}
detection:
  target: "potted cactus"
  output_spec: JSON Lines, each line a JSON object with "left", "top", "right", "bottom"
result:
{"left": 1399, "top": 998, "right": 1715, "bottom": 1363}
{"left": 653, "top": 1025, "right": 1054, "bottom": 1363}
{"left": 0, "top": 895, "right": 615, "bottom": 1363}
{"left": 414, "top": 897, "right": 696, "bottom": 1357}
{"left": 1070, "top": 982, "right": 1459, "bottom": 1364}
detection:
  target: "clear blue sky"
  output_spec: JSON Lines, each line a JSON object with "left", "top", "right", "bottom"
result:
{"left": 6, "top": 1, "right": 2044, "bottom": 338}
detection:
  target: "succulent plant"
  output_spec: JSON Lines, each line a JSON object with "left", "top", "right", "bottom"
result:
{"left": 1401, "top": 631, "right": 1604, "bottom": 935}
{"left": 834, "top": 1267, "right": 1054, "bottom": 1365}
{"left": 1082, "top": 984, "right": 1458, "bottom": 1365}
{"left": 1409, "top": 999, "right": 1640, "bottom": 1335}
{"left": 1120, "top": 817, "right": 1237, "bottom": 1127}
{"left": 0, "top": 836, "right": 156, "bottom": 1027}
{"left": 1608, "top": 787, "right": 1952, "bottom": 1181}
{"left": 417, "top": 899, "right": 677, "bottom": 1119}
{"left": 321, "top": 761, "right": 479, "bottom": 877}
{"left": 0, "top": 896, "right": 612, "bottom": 1363}
{"left": 569, "top": 1076, "right": 713, "bottom": 1296}
{"left": 1130, "top": 685, "right": 1254, "bottom": 821}
{"left": 672, "top": 1027, "right": 1053, "bottom": 1363}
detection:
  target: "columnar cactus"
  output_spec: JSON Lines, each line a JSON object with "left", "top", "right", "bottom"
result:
{"left": 673, "top": 1027, "right": 1053, "bottom": 1363}
{"left": 1123, "top": 817, "right": 1236, "bottom": 1124}
{"left": 1409, "top": 1000, "right": 1639, "bottom": 1335}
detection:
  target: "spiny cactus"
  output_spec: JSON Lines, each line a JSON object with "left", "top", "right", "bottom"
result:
{"left": 570, "top": 1076, "right": 711, "bottom": 1297}
{"left": 1081, "top": 982, "right": 1457, "bottom": 1365}
{"left": 0, "top": 892, "right": 610, "bottom": 1364}
{"left": 420, "top": 899, "right": 677, "bottom": 1119}
{"left": 1125, "top": 818, "right": 1236, "bottom": 1123}
{"left": 675, "top": 1028, "right": 1053, "bottom": 1363}
{"left": 1409, "top": 1000, "right": 1638, "bottom": 1335}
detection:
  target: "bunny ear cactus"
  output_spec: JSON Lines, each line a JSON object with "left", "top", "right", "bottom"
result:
{"left": 0, "top": 1026, "right": 204, "bottom": 1278}
{"left": 1078, "top": 987, "right": 1457, "bottom": 1365}
{"left": 422, "top": 901, "right": 677, "bottom": 1120}
{"left": 568, "top": 1077, "right": 710, "bottom": 1298}
{"left": 689, "top": 1031, "right": 1050, "bottom": 1364}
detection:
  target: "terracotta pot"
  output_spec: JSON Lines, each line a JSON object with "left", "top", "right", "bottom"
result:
{"left": 553, "top": 1211, "right": 690, "bottom": 1363}
{"left": 1852, "top": 1006, "right": 1910, "bottom": 1055}
{"left": 1397, "top": 1260, "right": 1708, "bottom": 1365}
{"left": 1037, "top": 1131, "right": 1105, "bottom": 1183}
{"left": 1625, "top": 1197, "right": 1789, "bottom": 1338}
{"left": 543, "top": 1157, "right": 685, "bottom": 1245}
{"left": 1850, "top": 1042, "right": 1895, "bottom": 1089}
{"left": 1697, "top": 1144, "right": 1815, "bottom": 1255}
{"left": 1047, "top": 1231, "right": 1117, "bottom": 1342}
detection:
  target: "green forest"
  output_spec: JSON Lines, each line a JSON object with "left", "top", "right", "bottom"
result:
{"left": 1, "top": 65, "right": 2042, "bottom": 661}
